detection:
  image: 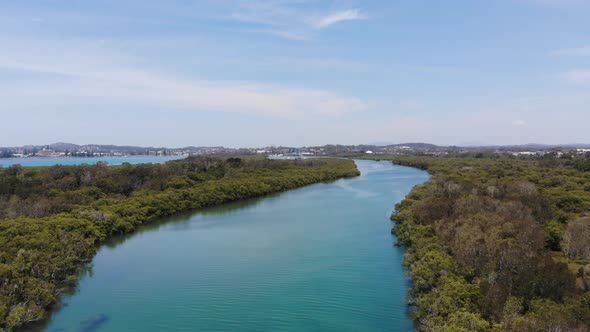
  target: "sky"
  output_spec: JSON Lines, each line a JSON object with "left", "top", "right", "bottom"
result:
{"left": 1, "top": 0, "right": 590, "bottom": 148}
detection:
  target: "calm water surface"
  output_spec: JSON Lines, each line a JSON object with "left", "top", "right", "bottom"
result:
{"left": 34, "top": 160, "right": 429, "bottom": 332}
{"left": 0, "top": 156, "right": 183, "bottom": 167}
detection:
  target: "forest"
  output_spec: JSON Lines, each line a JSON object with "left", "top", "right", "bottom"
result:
{"left": 0, "top": 157, "right": 359, "bottom": 331}
{"left": 379, "top": 155, "right": 590, "bottom": 331}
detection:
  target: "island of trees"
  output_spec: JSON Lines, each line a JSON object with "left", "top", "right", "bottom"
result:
{"left": 376, "top": 155, "right": 590, "bottom": 331}
{"left": 0, "top": 157, "right": 359, "bottom": 331}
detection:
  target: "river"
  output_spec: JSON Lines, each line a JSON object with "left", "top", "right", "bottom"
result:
{"left": 32, "top": 159, "right": 429, "bottom": 332}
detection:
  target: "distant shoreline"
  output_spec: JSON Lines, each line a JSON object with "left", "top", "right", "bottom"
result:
{"left": 0, "top": 155, "right": 186, "bottom": 167}
{"left": 0, "top": 154, "right": 185, "bottom": 159}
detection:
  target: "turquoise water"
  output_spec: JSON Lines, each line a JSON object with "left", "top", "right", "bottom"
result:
{"left": 0, "top": 156, "right": 184, "bottom": 167}
{"left": 33, "top": 160, "right": 429, "bottom": 332}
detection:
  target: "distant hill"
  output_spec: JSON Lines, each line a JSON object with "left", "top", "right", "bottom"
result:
{"left": 369, "top": 142, "right": 590, "bottom": 151}
{"left": 384, "top": 142, "right": 444, "bottom": 150}
{"left": 2, "top": 141, "right": 589, "bottom": 160}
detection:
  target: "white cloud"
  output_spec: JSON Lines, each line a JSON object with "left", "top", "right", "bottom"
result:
{"left": 561, "top": 69, "right": 590, "bottom": 84}
{"left": 310, "top": 9, "right": 367, "bottom": 29}
{"left": 0, "top": 38, "right": 366, "bottom": 119}
{"left": 512, "top": 120, "right": 528, "bottom": 127}
{"left": 551, "top": 46, "right": 590, "bottom": 57}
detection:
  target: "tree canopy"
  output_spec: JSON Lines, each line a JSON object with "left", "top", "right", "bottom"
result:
{"left": 380, "top": 156, "right": 590, "bottom": 331}
{"left": 0, "top": 157, "right": 359, "bottom": 331}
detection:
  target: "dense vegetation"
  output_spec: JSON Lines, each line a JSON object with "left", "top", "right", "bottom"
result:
{"left": 379, "top": 156, "right": 590, "bottom": 331}
{"left": 0, "top": 157, "right": 359, "bottom": 331}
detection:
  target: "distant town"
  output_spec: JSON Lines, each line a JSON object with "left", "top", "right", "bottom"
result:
{"left": 1, "top": 142, "right": 590, "bottom": 161}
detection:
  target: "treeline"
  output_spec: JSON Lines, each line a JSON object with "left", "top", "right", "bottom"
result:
{"left": 383, "top": 156, "right": 590, "bottom": 331}
{"left": 0, "top": 157, "right": 359, "bottom": 331}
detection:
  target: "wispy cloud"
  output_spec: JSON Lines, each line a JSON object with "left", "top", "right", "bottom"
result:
{"left": 0, "top": 37, "right": 367, "bottom": 118}
{"left": 239, "top": 28, "right": 310, "bottom": 41}
{"left": 551, "top": 46, "right": 590, "bottom": 57}
{"left": 223, "top": 2, "right": 368, "bottom": 40}
{"left": 560, "top": 69, "right": 590, "bottom": 84}
{"left": 309, "top": 9, "right": 367, "bottom": 29}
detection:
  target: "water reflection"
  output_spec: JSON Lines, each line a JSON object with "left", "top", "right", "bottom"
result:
{"left": 103, "top": 194, "right": 278, "bottom": 249}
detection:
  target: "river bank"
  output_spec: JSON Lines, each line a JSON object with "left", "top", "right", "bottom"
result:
{"left": 27, "top": 160, "right": 429, "bottom": 331}
{"left": 2, "top": 158, "right": 359, "bottom": 331}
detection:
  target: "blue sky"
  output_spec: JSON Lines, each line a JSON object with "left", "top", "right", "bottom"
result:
{"left": 1, "top": 0, "right": 589, "bottom": 147}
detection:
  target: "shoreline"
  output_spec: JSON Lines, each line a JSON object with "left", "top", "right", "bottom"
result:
{"left": 3, "top": 158, "right": 360, "bottom": 331}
